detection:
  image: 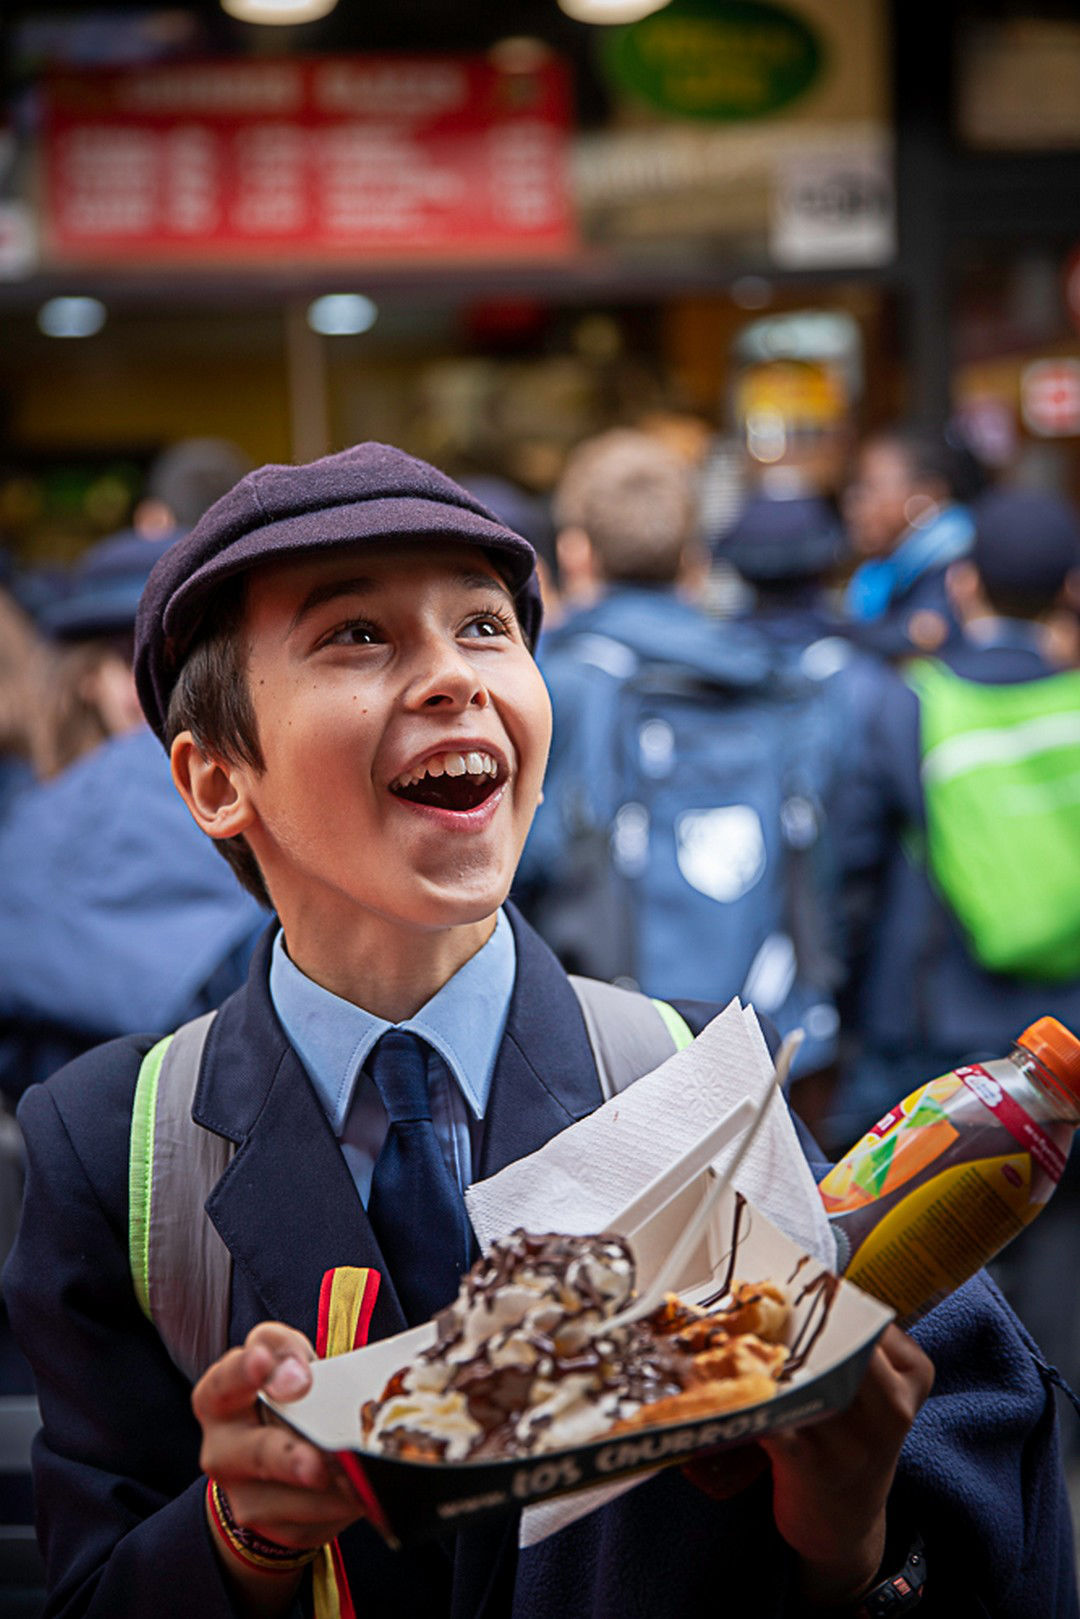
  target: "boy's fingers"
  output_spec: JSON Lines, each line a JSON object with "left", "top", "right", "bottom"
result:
{"left": 875, "top": 1324, "right": 935, "bottom": 1398}
{"left": 193, "top": 1323, "right": 316, "bottom": 1424}
{"left": 243, "top": 1322, "right": 317, "bottom": 1367}
{"left": 202, "top": 1422, "right": 331, "bottom": 1492}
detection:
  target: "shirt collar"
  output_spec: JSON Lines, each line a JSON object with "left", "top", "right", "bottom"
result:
{"left": 268, "top": 911, "right": 515, "bottom": 1133}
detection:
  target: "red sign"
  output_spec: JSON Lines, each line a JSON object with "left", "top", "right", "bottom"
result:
{"left": 1020, "top": 359, "right": 1080, "bottom": 438}
{"left": 41, "top": 55, "right": 574, "bottom": 261}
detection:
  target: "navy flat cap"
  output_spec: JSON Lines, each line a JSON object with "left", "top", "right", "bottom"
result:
{"left": 972, "top": 488, "right": 1080, "bottom": 601}
{"left": 134, "top": 442, "right": 542, "bottom": 742}
{"left": 717, "top": 493, "right": 847, "bottom": 583}
{"left": 43, "top": 528, "right": 182, "bottom": 641}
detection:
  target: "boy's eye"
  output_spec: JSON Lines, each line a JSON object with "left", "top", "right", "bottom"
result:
{"left": 326, "top": 619, "right": 381, "bottom": 647}
{"left": 461, "top": 609, "right": 514, "bottom": 639}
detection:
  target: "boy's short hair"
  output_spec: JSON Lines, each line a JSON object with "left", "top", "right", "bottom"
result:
{"left": 163, "top": 575, "right": 270, "bottom": 906}
{"left": 136, "top": 443, "right": 542, "bottom": 908}
{"left": 971, "top": 488, "right": 1080, "bottom": 619}
{"left": 553, "top": 429, "right": 697, "bottom": 584}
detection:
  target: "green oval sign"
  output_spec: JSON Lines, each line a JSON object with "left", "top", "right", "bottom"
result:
{"left": 604, "top": 0, "right": 823, "bottom": 123}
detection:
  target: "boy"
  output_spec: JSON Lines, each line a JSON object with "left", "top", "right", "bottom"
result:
{"left": 5, "top": 445, "right": 1075, "bottom": 1618}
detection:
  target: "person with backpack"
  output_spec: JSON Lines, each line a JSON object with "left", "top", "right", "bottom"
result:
{"left": 2, "top": 444, "right": 1075, "bottom": 1619}
{"left": 829, "top": 486, "right": 1080, "bottom": 1146}
{"left": 517, "top": 438, "right": 844, "bottom": 1082}
{"left": 714, "top": 486, "right": 882, "bottom": 1124}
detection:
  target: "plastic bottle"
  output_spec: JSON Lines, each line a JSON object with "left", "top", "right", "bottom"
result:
{"left": 820, "top": 1017, "right": 1080, "bottom": 1323}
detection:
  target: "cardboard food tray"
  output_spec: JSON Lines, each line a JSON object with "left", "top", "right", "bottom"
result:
{"left": 263, "top": 1164, "right": 894, "bottom": 1548}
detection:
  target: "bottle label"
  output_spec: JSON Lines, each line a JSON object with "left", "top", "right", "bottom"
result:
{"left": 842, "top": 1153, "right": 1038, "bottom": 1321}
{"left": 956, "top": 1064, "right": 1067, "bottom": 1182}
{"left": 819, "top": 1074, "right": 962, "bottom": 1215}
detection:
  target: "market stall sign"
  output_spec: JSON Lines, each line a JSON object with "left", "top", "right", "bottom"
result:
{"left": 1021, "top": 359, "right": 1080, "bottom": 438}
{"left": 604, "top": 0, "right": 823, "bottom": 122}
{"left": 40, "top": 55, "right": 574, "bottom": 262}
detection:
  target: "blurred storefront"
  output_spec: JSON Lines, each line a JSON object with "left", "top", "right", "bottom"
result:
{"left": 0, "top": 0, "right": 1077, "bottom": 563}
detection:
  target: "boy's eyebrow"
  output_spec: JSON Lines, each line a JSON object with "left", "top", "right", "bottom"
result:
{"left": 288, "top": 568, "right": 515, "bottom": 634}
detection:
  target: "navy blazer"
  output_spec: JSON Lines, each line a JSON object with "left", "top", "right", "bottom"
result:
{"left": 5, "top": 909, "right": 1076, "bottom": 1617}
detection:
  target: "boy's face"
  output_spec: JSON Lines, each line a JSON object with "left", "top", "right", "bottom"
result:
{"left": 225, "top": 539, "right": 551, "bottom": 942}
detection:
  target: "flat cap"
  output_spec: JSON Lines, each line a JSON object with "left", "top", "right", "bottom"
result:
{"left": 134, "top": 441, "right": 542, "bottom": 742}
{"left": 972, "top": 489, "right": 1080, "bottom": 603}
{"left": 43, "top": 528, "right": 181, "bottom": 641}
{"left": 717, "top": 493, "right": 847, "bottom": 583}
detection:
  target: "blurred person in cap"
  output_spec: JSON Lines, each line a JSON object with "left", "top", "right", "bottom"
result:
{"left": 0, "top": 564, "right": 46, "bottom": 819}
{"left": 0, "top": 522, "right": 270, "bottom": 1101}
{"left": 5, "top": 439, "right": 1074, "bottom": 1619}
{"left": 717, "top": 484, "right": 849, "bottom": 650}
{"left": 29, "top": 527, "right": 178, "bottom": 778}
{"left": 828, "top": 486, "right": 1080, "bottom": 1151}
{"left": 26, "top": 438, "right": 252, "bottom": 778}
{"left": 714, "top": 487, "right": 870, "bottom": 1134}
{"left": 842, "top": 425, "right": 986, "bottom": 661}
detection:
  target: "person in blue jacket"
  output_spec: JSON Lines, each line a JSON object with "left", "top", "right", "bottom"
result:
{"left": 3, "top": 445, "right": 1076, "bottom": 1619}
{"left": 0, "top": 528, "right": 269, "bottom": 1100}
{"left": 842, "top": 427, "right": 985, "bottom": 662}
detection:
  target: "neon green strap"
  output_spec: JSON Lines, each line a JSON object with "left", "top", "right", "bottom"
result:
{"left": 651, "top": 998, "right": 694, "bottom": 1051}
{"left": 128, "top": 1034, "right": 173, "bottom": 1325}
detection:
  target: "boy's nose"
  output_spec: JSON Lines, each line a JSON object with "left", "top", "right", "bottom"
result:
{"left": 408, "top": 637, "right": 489, "bottom": 710}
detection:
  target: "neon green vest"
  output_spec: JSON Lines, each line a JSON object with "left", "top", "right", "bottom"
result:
{"left": 907, "top": 658, "right": 1080, "bottom": 981}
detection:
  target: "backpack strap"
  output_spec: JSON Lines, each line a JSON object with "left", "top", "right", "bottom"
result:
{"left": 129, "top": 1011, "right": 232, "bottom": 1385}
{"left": 569, "top": 975, "right": 693, "bottom": 1100}
{"left": 129, "top": 984, "right": 693, "bottom": 1382}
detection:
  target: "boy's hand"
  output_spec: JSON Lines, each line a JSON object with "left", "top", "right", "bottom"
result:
{"left": 193, "top": 1322, "right": 362, "bottom": 1553}
{"left": 760, "top": 1323, "right": 934, "bottom": 1606}
{"left": 684, "top": 1325, "right": 933, "bottom": 1608}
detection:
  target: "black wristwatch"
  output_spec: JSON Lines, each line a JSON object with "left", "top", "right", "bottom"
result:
{"left": 851, "top": 1533, "right": 926, "bottom": 1617}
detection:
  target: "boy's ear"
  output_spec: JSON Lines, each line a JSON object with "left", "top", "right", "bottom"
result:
{"left": 170, "top": 731, "right": 256, "bottom": 841}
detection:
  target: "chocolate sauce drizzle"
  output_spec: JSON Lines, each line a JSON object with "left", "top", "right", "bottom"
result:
{"left": 779, "top": 1270, "right": 840, "bottom": 1381}
{"left": 697, "top": 1191, "right": 748, "bottom": 1311}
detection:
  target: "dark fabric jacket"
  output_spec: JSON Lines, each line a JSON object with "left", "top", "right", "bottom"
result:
{"left": 5, "top": 910, "right": 1075, "bottom": 1618}
{"left": 0, "top": 726, "right": 268, "bottom": 1099}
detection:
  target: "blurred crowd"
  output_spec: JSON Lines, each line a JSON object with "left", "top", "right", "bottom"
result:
{"left": 2, "top": 417, "right": 1080, "bottom": 1443}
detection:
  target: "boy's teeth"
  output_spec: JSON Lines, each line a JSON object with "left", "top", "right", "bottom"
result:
{"left": 394, "top": 751, "right": 499, "bottom": 790}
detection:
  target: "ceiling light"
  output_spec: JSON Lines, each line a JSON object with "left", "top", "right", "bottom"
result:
{"left": 220, "top": 0, "right": 338, "bottom": 24}
{"left": 37, "top": 297, "right": 107, "bottom": 338}
{"left": 557, "top": 0, "right": 671, "bottom": 23}
{"left": 306, "top": 294, "right": 378, "bottom": 336}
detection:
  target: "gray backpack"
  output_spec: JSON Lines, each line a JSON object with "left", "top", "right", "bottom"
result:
{"left": 128, "top": 977, "right": 693, "bottom": 1382}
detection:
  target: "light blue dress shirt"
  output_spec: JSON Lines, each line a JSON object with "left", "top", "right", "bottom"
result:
{"left": 268, "top": 911, "right": 515, "bottom": 1204}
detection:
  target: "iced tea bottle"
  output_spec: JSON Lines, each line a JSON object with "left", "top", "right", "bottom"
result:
{"left": 820, "top": 1017, "right": 1080, "bottom": 1322}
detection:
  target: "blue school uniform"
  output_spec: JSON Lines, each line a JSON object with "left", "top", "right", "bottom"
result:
{"left": 4, "top": 909, "right": 1075, "bottom": 1617}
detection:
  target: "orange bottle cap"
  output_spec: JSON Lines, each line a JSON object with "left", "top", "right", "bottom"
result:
{"left": 1017, "top": 1017, "right": 1080, "bottom": 1105}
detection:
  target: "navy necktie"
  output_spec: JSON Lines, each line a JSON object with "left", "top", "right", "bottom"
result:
{"left": 364, "top": 1030, "right": 471, "bottom": 1327}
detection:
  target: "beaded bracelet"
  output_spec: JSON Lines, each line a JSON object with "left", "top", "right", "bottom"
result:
{"left": 207, "top": 1478, "right": 322, "bottom": 1577}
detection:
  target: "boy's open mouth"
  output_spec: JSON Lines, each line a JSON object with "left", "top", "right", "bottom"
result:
{"left": 390, "top": 749, "right": 503, "bottom": 813}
